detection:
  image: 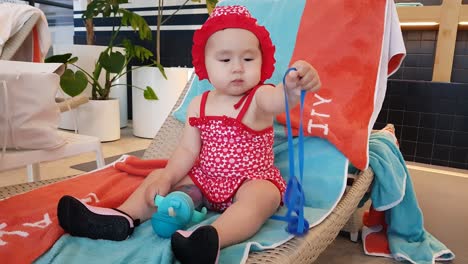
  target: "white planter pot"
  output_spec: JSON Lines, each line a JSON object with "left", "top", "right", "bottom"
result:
{"left": 58, "top": 107, "right": 79, "bottom": 131}
{"left": 77, "top": 99, "right": 120, "bottom": 142}
{"left": 132, "top": 67, "right": 190, "bottom": 138}
{"left": 54, "top": 44, "right": 128, "bottom": 128}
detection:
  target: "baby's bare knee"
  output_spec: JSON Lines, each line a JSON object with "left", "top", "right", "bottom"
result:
{"left": 237, "top": 180, "right": 281, "bottom": 208}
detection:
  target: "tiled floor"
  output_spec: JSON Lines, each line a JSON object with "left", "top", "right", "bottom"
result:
{"left": 0, "top": 123, "right": 152, "bottom": 187}
{"left": 316, "top": 163, "right": 468, "bottom": 263}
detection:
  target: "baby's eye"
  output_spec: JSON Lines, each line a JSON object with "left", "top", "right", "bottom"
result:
{"left": 219, "top": 59, "right": 230, "bottom": 62}
{"left": 244, "top": 58, "right": 254, "bottom": 61}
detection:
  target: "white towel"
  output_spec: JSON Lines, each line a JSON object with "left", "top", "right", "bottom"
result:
{"left": 0, "top": 3, "right": 51, "bottom": 60}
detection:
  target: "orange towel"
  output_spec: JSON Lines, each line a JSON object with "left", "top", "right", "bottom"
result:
{"left": 32, "top": 26, "right": 41, "bottom": 62}
{"left": 0, "top": 156, "right": 167, "bottom": 263}
{"left": 115, "top": 156, "right": 168, "bottom": 176}
{"left": 362, "top": 206, "right": 391, "bottom": 256}
{"left": 276, "top": 0, "right": 405, "bottom": 170}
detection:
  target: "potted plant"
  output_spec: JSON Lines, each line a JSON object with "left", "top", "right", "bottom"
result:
{"left": 47, "top": 0, "right": 164, "bottom": 141}
{"left": 132, "top": 0, "right": 218, "bottom": 138}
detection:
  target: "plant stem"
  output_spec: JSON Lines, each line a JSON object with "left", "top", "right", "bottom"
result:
{"left": 92, "top": 63, "right": 103, "bottom": 99}
{"left": 114, "top": 63, "right": 156, "bottom": 82}
{"left": 156, "top": 0, "right": 192, "bottom": 64}
{"left": 85, "top": 0, "right": 94, "bottom": 45}
{"left": 160, "top": 0, "right": 190, "bottom": 25}
{"left": 156, "top": 0, "right": 163, "bottom": 64}
{"left": 109, "top": 83, "right": 148, "bottom": 91}
{"left": 108, "top": 25, "right": 122, "bottom": 49}
{"left": 103, "top": 70, "right": 111, "bottom": 99}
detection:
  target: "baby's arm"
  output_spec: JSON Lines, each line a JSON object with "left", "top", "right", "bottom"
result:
{"left": 144, "top": 97, "right": 202, "bottom": 205}
{"left": 164, "top": 97, "right": 202, "bottom": 183}
{"left": 255, "top": 60, "right": 321, "bottom": 116}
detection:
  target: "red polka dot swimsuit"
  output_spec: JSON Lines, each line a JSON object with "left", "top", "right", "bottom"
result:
{"left": 188, "top": 85, "right": 286, "bottom": 212}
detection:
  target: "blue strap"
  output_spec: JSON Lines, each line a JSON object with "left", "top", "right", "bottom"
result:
{"left": 299, "top": 90, "right": 305, "bottom": 182}
{"left": 270, "top": 68, "right": 309, "bottom": 236}
{"left": 283, "top": 68, "right": 296, "bottom": 180}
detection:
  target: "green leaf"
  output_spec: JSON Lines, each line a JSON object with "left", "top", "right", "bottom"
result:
{"left": 154, "top": 62, "right": 167, "bottom": 79}
{"left": 205, "top": 0, "right": 218, "bottom": 14}
{"left": 99, "top": 51, "right": 126, "bottom": 73}
{"left": 83, "top": 0, "right": 105, "bottom": 19}
{"left": 82, "top": 0, "right": 123, "bottom": 19}
{"left": 103, "top": 4, "right": 111, "bottom": 17}
{"left": 45, "top": 53, "right": 72, "bottom": 64}
{"left": 68, "top": 56, "right": 79, "bottom": 64}
{"left": 119, "top": 9, "right": 152, "bottom": 40}
{"left": 143, "top": 86, "right": 158, "bottom": 100}
{"left": 60, "top": 69, "right": 88, "bottom": 97}
{"left": 122, "top": 39, "right": 153, "bottom": 62}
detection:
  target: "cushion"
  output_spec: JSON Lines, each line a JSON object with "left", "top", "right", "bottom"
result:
{"left": 0, "top": 61, "right": 66, "bottom": 150}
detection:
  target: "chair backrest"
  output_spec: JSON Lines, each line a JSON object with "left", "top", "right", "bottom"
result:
{"left": 143, "top": 74, "right": 194, "bottom": 160}
{"left": 0, "top": 12, "right": 41, "bottom": 61}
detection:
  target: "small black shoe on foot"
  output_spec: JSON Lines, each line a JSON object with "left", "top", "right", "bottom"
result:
{"left": 57, "top": 195, "right": 134, "bottom": 241}
{"left": 171, "top": 225, "right": 219, "bottom": 264}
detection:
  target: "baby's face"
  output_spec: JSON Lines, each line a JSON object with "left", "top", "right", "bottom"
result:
{"left": 204, "top": 28, "right": 262, "bottom": 96}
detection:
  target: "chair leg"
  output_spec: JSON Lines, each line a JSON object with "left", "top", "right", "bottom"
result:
{"left": 95, "top": 147, "right": 105, "bottom": 168}
{"left": 350, "top": 231, "right": 359, "bottom": 242}
{"left": 26, "top": 163, "right": 40, "bottom": 182}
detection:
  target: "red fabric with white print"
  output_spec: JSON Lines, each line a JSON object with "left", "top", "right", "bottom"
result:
{"left": 208, "top": 5, "right": 252, "bottom": 19}
{"left": 188, "top": 85, "right": 286, "bottom": 211}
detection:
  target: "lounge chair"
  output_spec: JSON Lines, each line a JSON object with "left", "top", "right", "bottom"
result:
{"left": 0, "top": 76, "right": 374, "bottom": 262}
{"left": 1, "top": 0, "right": 405, "bottom": 261}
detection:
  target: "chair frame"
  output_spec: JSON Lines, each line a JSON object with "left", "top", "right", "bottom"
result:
{"left": 144, "top": 76, "right": 375, "bottom": 263}
{"left": 0, "top": 130, "right": 104, "bottom": 182}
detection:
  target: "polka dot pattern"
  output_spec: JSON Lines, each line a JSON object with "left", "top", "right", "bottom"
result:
{"left": 208, "top": 5, "right": 252, "bottom": 20}
{"left": 188, "top": 116, "right": 286, "bottom": 211}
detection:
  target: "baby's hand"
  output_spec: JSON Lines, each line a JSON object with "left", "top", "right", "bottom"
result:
{"left": 284, "top": 60, "right": 321, "bottom": 94}
{"left": 144, "top": 171, "right": 172, "bottom": 207}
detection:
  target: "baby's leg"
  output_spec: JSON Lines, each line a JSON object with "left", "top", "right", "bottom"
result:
{"left": 119, "top": 170, "right": 196, "bottom": 220}
{"left": 57, "top": 170, "right": 195, "bottom": 241}
{"left": 171, "top": 179, "right": 281, "bottom": 263}
{"left": 213, "top": 179, "right": 281, "bottom": 247}
{"left": 117, "top": 169, "right": 165, "bottom": 221}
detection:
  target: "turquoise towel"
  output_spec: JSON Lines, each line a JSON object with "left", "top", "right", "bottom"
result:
{"left": 368, "top": 133, "right": 455, "bottom": 263}
{"left": 36, "top": 222, "right": 174, "bottom": 264}
{"left": 35, "top": 133, "right": 348, "bottom": 264}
